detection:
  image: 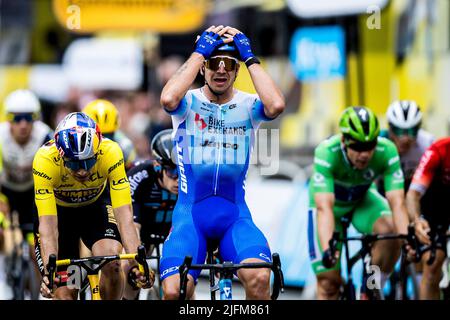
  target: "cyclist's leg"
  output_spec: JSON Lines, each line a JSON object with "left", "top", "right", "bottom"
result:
{"left": 219, "top": 202, "right": 272, "bottom": 300}
{"left": 418, "top": 219, "right": 449, "bottom": 299}
{"left": 308, "top": 207, "right": 344, "bottom": 299}
{"left": 80, "top": 193, "right": 123, "bottom": 300}
{"left": 160, "top": 204, "right": 206, "bottom": 300}
{"left": 352, "top": 187, "right": 401, "bottom": 288}
{"left": 34, "top": 206, "right": 80, "bottom": 300}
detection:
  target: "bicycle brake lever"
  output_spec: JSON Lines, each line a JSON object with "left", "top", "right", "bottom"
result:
{"left": 136, "top": 245, "right": 150, "bottom": 287}
{"left": 47, "top": 254, "right": 57, "bottom": 294}
{"left": 179, "top": 256, "right": 192, "bottom": 300}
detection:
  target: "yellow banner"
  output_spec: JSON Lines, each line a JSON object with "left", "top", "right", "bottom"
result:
{"left": 52, "top": 0, "right": 209, "bottom": 33}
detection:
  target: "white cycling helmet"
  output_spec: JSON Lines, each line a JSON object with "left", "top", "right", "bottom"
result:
{"left": 386, "top": 100, "right": 422, "bottom": 129}
{"left": 4, "top": 89, "right": 41, "bottom": 114}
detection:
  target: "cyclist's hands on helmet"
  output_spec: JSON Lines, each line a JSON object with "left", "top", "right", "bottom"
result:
{"left": 223, "top": 27, "right": 255, "bottom": 62}
{"left": 128, "top": 264, "right": 155, "bottom": 289}
{"left": 194, "top": 25, "right": 232, "bottom": 59}
{"left": 414, "top": 217, "right": 431, "bottom": 245}
{"left": 40, "top": 274, "right": 60, "bottom": 299}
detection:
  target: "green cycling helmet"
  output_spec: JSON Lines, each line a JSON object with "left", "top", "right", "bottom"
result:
{"left": 339, "top": 106, "right": 380, "bottom": 142}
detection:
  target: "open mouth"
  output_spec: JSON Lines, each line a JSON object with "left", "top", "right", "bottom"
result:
{"left": 213, "top": 77, "right": 227, "bottom": 86}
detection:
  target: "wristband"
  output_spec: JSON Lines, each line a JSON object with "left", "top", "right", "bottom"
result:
{"left": 245, "top": 56, "right": 260, "bottom": 68}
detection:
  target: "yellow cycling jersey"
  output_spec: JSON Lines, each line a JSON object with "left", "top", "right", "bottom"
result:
{"left": 33, "top": 138, "right": 131, "bottom": 216}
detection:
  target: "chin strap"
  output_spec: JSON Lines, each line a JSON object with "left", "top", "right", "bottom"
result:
{"left": 340, "top": 143, "right": 355, "bottom": 169}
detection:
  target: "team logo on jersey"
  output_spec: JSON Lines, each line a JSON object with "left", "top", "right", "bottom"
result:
{"left": 229, "top": 104, "right": 237, "bottom": 110}
{"left": 195, "top": 113, "right": 207, "bottom": 130}
{"left": 313, "top": 172, "right": 325, "bottom": 183}
{"left": 176, "top": 144, "right": 188, "bottom": 194}
{"left": 393, "top": 169, "right": 404, "bottom": 180}
{"left": 363, "top": 169, "right": 375, "bottom": 180}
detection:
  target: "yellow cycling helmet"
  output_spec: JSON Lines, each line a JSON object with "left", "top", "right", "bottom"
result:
{"left": 82, "top": 99, "right": 119, "bottom": 134}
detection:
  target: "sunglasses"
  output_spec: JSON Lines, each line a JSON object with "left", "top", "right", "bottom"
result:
{"left": 164, "top": 166, "right": 178, "bottom": 179}
{"left": 345, "top": 139, "right": 377, "bottom": 152}
{"left": 63, "top": 156, "right": 97, "bottom": 171}
{"left": 7, "top": 113, "right": 36, "bottom": 123}
{"left": 390, "top": 125, "right": 419, "bottom": 137}
{"left": 205, "top": 56, "right": 238, "bottom": 72}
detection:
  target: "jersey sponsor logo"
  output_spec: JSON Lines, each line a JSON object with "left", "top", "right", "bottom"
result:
{"left": 112, "top": 177, "right": 129, "bottom": 190}
{"left": 393, "top": 168, "right": 404, "bottom": 180}
{"left": 201, "top": 139, "right": 238, "bottom": 150}
{"left": 228, "top": 104, "right": 237, "bottom": 110}
{"left": 54, "top": 185, "right": 104, "bottom": 204}
{"left": 128, "top": 170, "right": 149, "bottom": 196}
{"left": 312, "top": 172, "right": 325, "bottom": 184}
{"left": 363, "top": 169, "right": 375, "bottom": 180}
{"left": 413, "top": 150, "right": 433, "bottom": 181}
{"left": 161, "top": 266, "right": 179, "bottom": 278}
{"left": 314, "top": 158, "right": 331, "bottom": 168}
{"left": 89, "top": 171, "right": 104, "bottom": 182}
{"left": 259, "top": 253, "right": 271, "bottom": 262}
{"left": 61, "top": 174, "right": 69, "bottom": 182}
{"left": 35, "top": 188, "right": 52, "bottom": 195}
{"left": 388, "top": 155, "right": 400, "bottom": 166}
{"left": 53, "top": 155, "right": 61, "bottom": 164}
{"left": 195, "top": 113, "right": 207, "bottom": 130}
{"left": 108, "top": 158, "right": 124, "bottom": 174}
{"left": 207, "top": 116, "right": 247, "bottom": 135}
{"left": 176, "top": 145, "right": 188, "bottom": 194}
{"left": 33, "top": 169, "right": 52, "bottom": 180}
{"left": 200, "top": 103, "right": 213, "bottom": 113}
{"left": 58, "top": 183, "right": 75, "bottom": 188}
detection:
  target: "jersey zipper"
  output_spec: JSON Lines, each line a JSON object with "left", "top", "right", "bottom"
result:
{"left": 213, "top": 105, "right": 224, "bottom": 195}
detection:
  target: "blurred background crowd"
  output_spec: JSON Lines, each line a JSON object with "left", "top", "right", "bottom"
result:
{"left": 1, "top": 0, "right": 449, "bottom": 296}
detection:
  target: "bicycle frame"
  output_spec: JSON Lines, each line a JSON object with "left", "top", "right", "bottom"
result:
{"left": 178, "top": 253, "right": 284, "bottom": 301}
{"left": 331, "top": 214, "right": 408, "bottom": 300}
{"left": 47, "top": 245, "right": 151, "bottom": 300}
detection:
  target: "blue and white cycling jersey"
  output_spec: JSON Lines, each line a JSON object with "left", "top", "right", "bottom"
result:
{"left": 160, "top": 88, "right": 274, "bottom": 282}
{"left": 167, "top": 88, "right": 272, "bottom": 203}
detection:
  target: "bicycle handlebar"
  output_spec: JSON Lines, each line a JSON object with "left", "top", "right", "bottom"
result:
{"left": 45, "top": 245, "right": 153, "bottom": 294}
{"left": 178, "top": 253, "right": 284, "bottom": 300}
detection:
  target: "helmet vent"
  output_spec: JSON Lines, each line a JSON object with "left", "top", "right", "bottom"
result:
{"left": 80, "top": 132, "right": 87, "bottom": 151}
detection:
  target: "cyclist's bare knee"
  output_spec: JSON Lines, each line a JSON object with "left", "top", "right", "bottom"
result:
{"left": 373, "top": 216, "right": 395, "bottom": 234}
{"left": 54, "top": 287, "right": 78, "bottom": 300}
{"left": 239, "top": 267, "right": 271, "bottom": 300}
{"left": 162, "top": 274, "right": 195, "bottom": 300}
{"left": 422, "top": 250, "right": 446, "bottom": 283}
{"left": 317, "top": 271, "right": 341, "bottom": 299}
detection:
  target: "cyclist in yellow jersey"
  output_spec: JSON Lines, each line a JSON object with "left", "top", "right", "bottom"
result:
{"left": 33, "top": 112, "right": 154, "bottom": 300}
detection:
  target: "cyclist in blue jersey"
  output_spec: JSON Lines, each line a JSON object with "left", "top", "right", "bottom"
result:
{"left": 159, "top": 25, "right": 285, "bottom": 300}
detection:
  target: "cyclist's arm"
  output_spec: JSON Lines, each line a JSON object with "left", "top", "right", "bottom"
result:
{"left": 247, "top": 63, "right": 285, "bottom": 119}
{"left": 406, "top": 148, "right": 439, "bottom": 221}
{"left": 315, "top": 192, "right": 335, "bottom": 250}
{"left": 385, "top": 189, "right": 409, "bottom": 235}
{"left": 113, "top": 204, "right": 140, "bottom": 254}
{"left": 106, "top": 143, "right": 140, "bottom": 254}
{"left": 160, "top": 53, "right": 204, "bottom": 111}
{"left": 38, "top": 215, "right": 58, "bottom": 269}
{"left": 311, "top": 144, "right": 336, "bottom": 250}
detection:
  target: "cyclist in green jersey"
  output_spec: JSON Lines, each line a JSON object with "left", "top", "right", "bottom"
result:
{"left": 308, "top": 106, "right": 411, "bottom": 299}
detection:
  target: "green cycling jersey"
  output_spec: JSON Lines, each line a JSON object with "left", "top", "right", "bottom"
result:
{"left": 309, "top": 134, "right": 404, "bottom": 213}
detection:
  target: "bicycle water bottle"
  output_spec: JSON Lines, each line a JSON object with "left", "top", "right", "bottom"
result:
{"left": 219, "top": 278, "right": 232, "bottom": 300}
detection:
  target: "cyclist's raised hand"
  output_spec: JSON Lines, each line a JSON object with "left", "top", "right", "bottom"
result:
{"left": 194, "top": 25, "right": 232, "bottom": 59}
{"left": 40, "top": 274, "right": 59, "bottom": 299}
{"left": 222, "top": 27, "right": 255, "bottom": 62}
{"left": 128, "top": 265, "right": 155, "bottom": 289}
{"left": 414, "top": 217, "right": 431, "bottom": 245}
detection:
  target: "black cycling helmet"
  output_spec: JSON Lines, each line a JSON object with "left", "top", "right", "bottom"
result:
{"left": 151, "top": 129, "right": 176, "bottom": 168}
